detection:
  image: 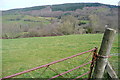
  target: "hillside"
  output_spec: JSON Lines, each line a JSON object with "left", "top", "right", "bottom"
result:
{"left": 2, "top": 3, "right": 118, "bottom": 15}
{"left": 1, "top": 3, "right": 118, "bottom": 39}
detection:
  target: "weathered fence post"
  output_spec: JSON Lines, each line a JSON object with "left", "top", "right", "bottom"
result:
{"left": 106, "top": 61, "right": 118, "bottom": 78}
{"left": 92, "top": 28, "right": 116, "bottom": 78}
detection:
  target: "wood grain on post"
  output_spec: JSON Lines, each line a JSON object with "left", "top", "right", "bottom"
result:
{"left": 92, "top": 28, "right": 116, "bottom": 78}
{"left": 106, "top": 61, "right": 118, "bottom": 78}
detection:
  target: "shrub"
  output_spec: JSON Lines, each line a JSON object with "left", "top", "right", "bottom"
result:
{"left": 2, "top": 34, "right": 8, "bottom": 39}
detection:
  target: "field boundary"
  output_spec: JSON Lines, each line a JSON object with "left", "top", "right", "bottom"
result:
{"left": 1, "top": 48, "right": 96, "bottom": 80}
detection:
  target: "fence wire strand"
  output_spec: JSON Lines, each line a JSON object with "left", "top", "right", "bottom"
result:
{"left": 48, "top": 66, "right": 65, "bottom": 78}
{"left": 70, "top": 51, "right": 93, "bottom": 78}
{"left": 40, "top": 65, "right": 49, "bottom": 78}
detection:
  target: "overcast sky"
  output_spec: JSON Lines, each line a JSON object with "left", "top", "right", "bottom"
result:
{"left": 0, "top": 0, "right": 119, "bottom": 10}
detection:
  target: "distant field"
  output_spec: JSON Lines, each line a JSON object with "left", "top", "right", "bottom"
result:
{"left": 2, "top": 14, "right": 52, "bottom": 24}
{"left": 1, "top": 34, "right": 119, "bottom": 78}
{"left": 2, "top": 14, "right": 57, "bottom": 38}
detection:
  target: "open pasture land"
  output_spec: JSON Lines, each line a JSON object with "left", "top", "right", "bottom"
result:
{"left": 2, "top": 14, "right": 53, "bottom": 38}
{"left": 1, "top": 34, "right": 119, "bottom": 78}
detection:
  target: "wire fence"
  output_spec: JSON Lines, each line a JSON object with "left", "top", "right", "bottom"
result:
{"left": 1, "top": 48, "right": 97, "bottom": 80}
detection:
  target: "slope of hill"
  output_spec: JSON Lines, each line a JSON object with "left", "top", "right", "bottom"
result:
{"left": 2, "top": 3, "right": 118, "bottom": 15}
{"left": 51, "top": 3, "right": 117, "bottom": 11}
{"left": 1, "top": 3, "right": 118, "bottom": 39}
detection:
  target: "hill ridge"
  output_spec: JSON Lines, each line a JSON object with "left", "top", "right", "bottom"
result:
{"left": 2, "top": 2, "right": 118, "bottom": 12}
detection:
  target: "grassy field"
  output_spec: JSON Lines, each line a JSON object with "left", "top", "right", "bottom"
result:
{"left": 2, "top": 14, "right": 51, "bottom": 24}
{"left": 2, "top": 14, "right": 56, "bottom": 38}
{"left": 2, "top": 14, "right": 51, "bottom": 32}
{"left": 1, "top": 34, "right": 119, "bottom": 78}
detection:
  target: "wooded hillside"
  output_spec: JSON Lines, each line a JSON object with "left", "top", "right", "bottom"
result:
{"left": 2, "top": 3, "right": 118, "bottom": 39}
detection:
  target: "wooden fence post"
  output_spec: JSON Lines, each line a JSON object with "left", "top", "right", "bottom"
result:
{"left": 106, "top": 61, "right": 118, "bottom": 78}
{"left": 92, "top": 28, "right": 116, "bottom": 78}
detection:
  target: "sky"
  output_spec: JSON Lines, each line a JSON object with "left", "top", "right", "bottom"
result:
{"left": 0, "top": 0, "right": 119, "bottom": 10}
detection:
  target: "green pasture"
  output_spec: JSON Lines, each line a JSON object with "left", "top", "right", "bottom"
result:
{"left": 1, "top": 34, "right": 119, "bottom": 78}
{"left": 2, "top": 14, "right": 53, "bottom": 37}
{"left": 80, "top": 20, "right": 89, "bottom": 23}
{"left": 2, "top": 14, "right": 51, "bottom": 25}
